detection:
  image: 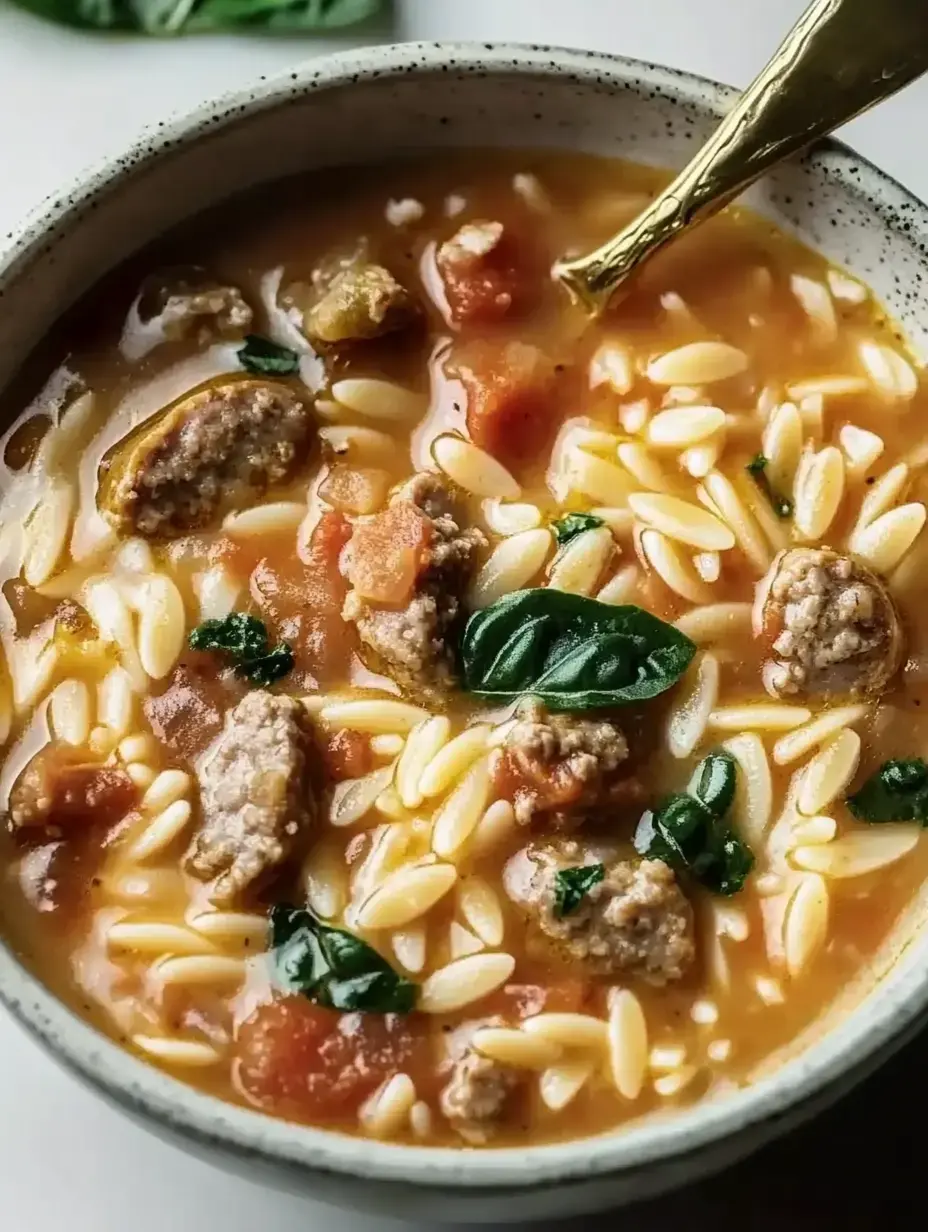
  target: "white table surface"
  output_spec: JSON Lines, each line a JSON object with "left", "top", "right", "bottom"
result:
{"left": 2, "top": 2, "right": 928, "bottom": 1228}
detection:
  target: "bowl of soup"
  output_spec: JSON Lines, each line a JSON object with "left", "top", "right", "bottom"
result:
{"left": 1, "top": 40, "right": 928, "bottom": 1223}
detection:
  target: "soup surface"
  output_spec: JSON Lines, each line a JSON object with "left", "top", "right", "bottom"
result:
{"left": 2, "top": 151, "right": 928, "bottom": 1148}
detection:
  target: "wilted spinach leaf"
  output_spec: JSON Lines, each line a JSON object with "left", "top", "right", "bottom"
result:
{"left": 189, "top": 612, "right": 294, "bottom": 687}
{"left": 846, "top": 758, "right": 928, "bottom": 824}
{"left": 461, "top": 590, "right": 696, "bottom": 711}
{"left": 635, "top": 750, "right": 753, "bottom": 896}
{"left": 238, "top": 335, "right": 299, "bottom": 377}
{"left": 270, "top": 904, "right": 417, "bottom": 1013}
{"left": 551, "top": 512, "right": 605, "bottom": 547}
{"left": 691, "top": 749, "right": 738, "bottom": 818}
{"left": 553, "top": 863, "right": 605, "bottom": 918}
{"left": 10, "top": 0, "right": 382, "bottom": 33}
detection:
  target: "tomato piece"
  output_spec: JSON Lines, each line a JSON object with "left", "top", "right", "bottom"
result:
{"left": 322, "top": 728, "right": 373, "bottom": 780}
{"left": 457, "top": 342, "right": 559, "bottom": 469}
{"left": 436, "top": 220, "right": 527, "bottom": 325}
{"left": 235, "top": 997, "right": 432, "bottom": 1123}
{"left": 345, "top": 501, "right": 433, "bottom": 604}
{"left": 317, "top": 465, "right": 388, "bottom": 516}
{"left": 252, "top": 512, "right": 355, "bottom": 685}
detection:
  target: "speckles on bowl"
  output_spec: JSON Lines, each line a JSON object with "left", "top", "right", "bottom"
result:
{"left": 2, "top": 41, "right": 928, "bottom": 1222}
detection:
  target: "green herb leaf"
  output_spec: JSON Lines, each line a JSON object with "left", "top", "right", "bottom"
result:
{"left": 635, "top": 752, "right": 754, "bottom": 896}
{"left": 691, "top": 750, "right": 737, "bottom": 818}
{"left": 236, "top": 643, "right": 295, "bottom": 687}
{"left": 846, "top": 757, "right": 928, "bottom": 824}
{"left": 746, "top": 454, "right": 793, "bottom": 519}
{"left": 10, "top": 0, "right": 382, "bottom": 33}
{"left": 189, "top": 612, "right": 269, "bottom": 659}
{"left": 461, "top": 590, "right": 696, "bottom": 711}
{"left": 238, "top": 335, "right": 300, "bottom": 377}
{"left": 553, "top": 863, "right": 605, "bottom": 918}
{"left": 189, "top": 612, "right": 294, "bottom": 687}
{"left": 270, "top": 904, "right": 417, "bottom": 1013}
{"left": 551, "top": 512, "right": 605, "bottom": 547}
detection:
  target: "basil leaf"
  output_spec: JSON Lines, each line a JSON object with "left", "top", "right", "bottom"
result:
{"left": 635, "top": 752, "right": 754, "bottom": 896}
{"left": 553, "top": 863, "right": 605, "bottom": 918}
{"left": 846, "top": 757, "right": 928, "bottom": 824}
{"left": 236, "top": 643, "right": 296, "bottom": 687}
{"left": 692, "top": 750, "right": 737, "bottom": 818}
{"left": 461, "top": 590, "right": 696, "bottom": 710}
{"left": 189, "top": 612, "right": 294, "bottom": 687}
{"left": 190, "top": 612, "right": 268, "bottom": 659}
{"left": 746, "top": 453, "right": 793, "bottom": 519}
{"left": 551, "top": 513, "right": 605, "bottom": 547}
{"left": 10, "top": 0, "right": 382, "bottom": 33}
{"left": 238, "top": 335, "right": 299, "bottom": 377}
{"left": 270, "top": 904, "right": 417, "bottom": 1014}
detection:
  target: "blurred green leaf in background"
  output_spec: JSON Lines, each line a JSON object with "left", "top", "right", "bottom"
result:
{"left": 10, "top": 0, "right": 383, "bottom": 34}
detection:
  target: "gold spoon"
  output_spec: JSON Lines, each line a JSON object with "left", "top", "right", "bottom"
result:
{"left": 554, "top": 0, "right": 928, "bottom": 315}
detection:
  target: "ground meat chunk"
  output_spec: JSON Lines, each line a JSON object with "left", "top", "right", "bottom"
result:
{"left": 152, "top": 284, "right": 252, "bottom": 338}
{"left": 124, "top": 270, "right": 253, "bottom": 360}
{"left": 8, "top": 746, "right": 137, "bottom": 831}
{"left": 303, "top": 263, "right": 417, "bottom": 345}
{"left": 493, "top": 698, "right": 635, "bottom": 828}
{"left": 184, "top": 691, "right": 316, "bottom": 904}
{"left": 438, "top": 1019, "right": 522, "bottom": 1144}
{"left": 342, "top": 474, "right": 487, "bottom": 703}
{"left": 503, "top": 838, "right": 695, "bottom": 984}
{"left": 100, "top": 379, "right": 312, "bottom": 538}
{"left": 756, "top": 547, "right": 903, "bottom": 699}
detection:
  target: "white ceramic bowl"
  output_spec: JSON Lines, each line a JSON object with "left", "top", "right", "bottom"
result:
{"left": 2, "top": 41, "right": 928, "bottom": 1225}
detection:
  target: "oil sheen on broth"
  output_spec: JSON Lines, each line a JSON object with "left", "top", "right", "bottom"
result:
{"left": 1, "top": 151, "right": 927, "bottom": 1149}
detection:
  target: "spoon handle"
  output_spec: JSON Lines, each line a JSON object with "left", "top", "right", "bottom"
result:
{"left": 555, "top": 0, "right": 928, "bottom": 313}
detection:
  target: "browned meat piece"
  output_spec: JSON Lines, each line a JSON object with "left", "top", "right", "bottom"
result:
{"left": 493, "top": 698, "right": 635, "bottom": 828}
{"left": 438, "top": 1019, "right": 522, "bottom": 1144}
{"left": 756, "top": 547, "right": 903, "bottom": 699}
{"left": 122, "top": 270, "right": 253, "bottom": 362}
{"left": 303, "top": 262, "right": 417, "bottom": 345}
{"left": 100, "top": 379, "right": 312, "bottom": 538}
{"left": 503, "top": 838, "right": 695, "bottom": 984}
{"left": 184, "top": 691, "right": 316, "bottom": 904}
{"left": 9, "top": 746, "right": 137, "bottom": 831}
{"left": 341, "top": 475, "right": 486, "bottom": 704}
{"left": 143, "top": 655, "right": 241, "bottom": 762}
{"left": 148, "top": 279, "right": 251, "bottom": 338}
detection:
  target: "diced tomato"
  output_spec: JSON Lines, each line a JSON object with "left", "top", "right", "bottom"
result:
{"left": 317, "top": 465, "right": 387, "bottom": 516}
{"left": 252, "top": 512, "right": 355, "bottom": 686}
{"left": 144, "top": 653, "right": 235, "bottom": 761}
{"left": 436, "top": 220, "right": 528, "bottom": 326}
{"left": 456, "top": 341, "right": 559, "bottom": 470}
{"left": 345, "top": 501, "right": 433, "bottom": 605}
{"left": 235, "top": 997, "right": 433, "bottom": 1123}
{"left": 483, "top": 980, "right": 589, "bottom": 1020}
{"left": 322, "top": 728, "right": 373, "bottom": 780}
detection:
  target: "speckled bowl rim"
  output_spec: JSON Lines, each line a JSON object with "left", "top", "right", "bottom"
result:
{"left": 2, "top": 40, "right": 928, "bottom": 1198}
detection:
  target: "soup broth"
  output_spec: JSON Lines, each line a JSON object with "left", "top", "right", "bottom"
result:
{"left": 1, "top": 151, "right": 928, "bottom": 1147}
